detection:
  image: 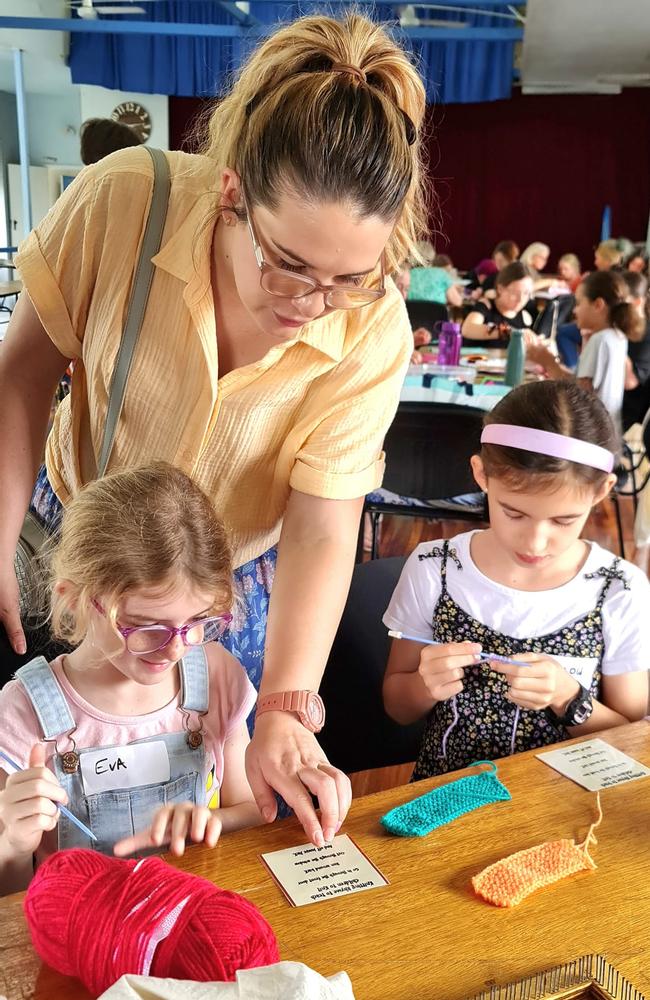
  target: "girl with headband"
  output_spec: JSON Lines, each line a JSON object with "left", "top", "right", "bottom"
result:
{"left": 382, "top": 381, "right": 649, "bottom": 779}
{"left": 0, "top": 13, "right": 426, "bottom": 845}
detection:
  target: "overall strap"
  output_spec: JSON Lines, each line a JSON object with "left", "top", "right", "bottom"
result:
{"left": 585, "top": 558, "right": 631, "bottom": 612}
{"left": 97, "top": 147, "right": 171, "bottom": 477}
{"left": 179, "top": 646, "right": 210, "bottom": 714}
{"left": 15, "top": 657, "right": 76, "bottom": 740}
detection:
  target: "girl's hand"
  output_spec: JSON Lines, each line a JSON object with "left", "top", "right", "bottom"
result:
{"left": 490, "top": 653, "right": 581, "bottom": 713}
{"left": 525, "top": 341, "right": 556, "bottom": 370}
{"left": 246, "top": 712, "right": 351, "bottom": 848}
{"left": 418, "top": 641, "right": 483, "bottom": 703}
{"left": 0, "top": 744, "right": 67, "bottom": 856}
{"left": 113, "top": 803, "right": 223, "bottom": 858}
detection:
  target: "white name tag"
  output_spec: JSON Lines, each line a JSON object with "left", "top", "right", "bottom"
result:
{"left": 81, "top": 741, "right": 171, "bottom": 796}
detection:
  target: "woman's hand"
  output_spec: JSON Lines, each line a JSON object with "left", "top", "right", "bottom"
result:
{"left": 490, "top": 654, "right": 581, "bottom": 713}
{"left": 246, "top": 712, "right": 351, "bottom": 848}
{"left": 113, "top": 803, "right": 223, "bottom": 858}
{"left": 418, "top": 641, "right": 482, "bottom": 703}
{"left": 0, "top": 559, "right": 26, "bottom": 656}
{"left": 0, "top": 744, "right": 66, "bottom": 857}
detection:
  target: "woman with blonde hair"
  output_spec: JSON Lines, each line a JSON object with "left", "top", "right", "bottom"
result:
{"left": 0, "top": 12, "right": 427, "bottom": 846}
{"left": 520, "top": 242, "right": 551, "bottom": 288}
{"left": 594, "top": 239, "right": 626, "bottom": 271}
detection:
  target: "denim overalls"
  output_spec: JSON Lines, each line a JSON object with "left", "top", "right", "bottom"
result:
{"left": 16, "top": 647, "right": 209, "bottom": 855}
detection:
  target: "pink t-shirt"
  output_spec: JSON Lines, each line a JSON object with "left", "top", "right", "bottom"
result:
{"left": 0, "top": 645, "right": 257, "bottom": 860}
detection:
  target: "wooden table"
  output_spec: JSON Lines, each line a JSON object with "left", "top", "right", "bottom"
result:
{"left": 2, "top": 723, "right": 650, "bottom": 1000}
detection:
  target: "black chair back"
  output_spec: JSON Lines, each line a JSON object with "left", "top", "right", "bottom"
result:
{"left": 382, "top": 403, "right": 484, "bottom": 502}
{"left": 319, "top": 557, "right": 425, "bottom": 774}
{"left": 405, "top": 300, "right": 448, "bottom": 333}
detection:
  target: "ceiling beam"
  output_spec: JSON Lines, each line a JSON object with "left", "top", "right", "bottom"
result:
{"left": 0, "top": 15, "right": 523, "bottom": 40}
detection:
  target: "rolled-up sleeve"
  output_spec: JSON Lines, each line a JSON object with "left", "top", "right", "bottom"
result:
{"left": 289, "top": 291, "right": 412, "bottom": 500}
{"left": 15, "top": 149, "right": 152, "bottom": 360}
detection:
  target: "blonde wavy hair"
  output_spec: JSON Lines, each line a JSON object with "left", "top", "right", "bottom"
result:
{"left": 48, "top": 463, "right": 233, "bottom": 648}
{"left": 201, "top": 11, "right": 429, "bottom": 272}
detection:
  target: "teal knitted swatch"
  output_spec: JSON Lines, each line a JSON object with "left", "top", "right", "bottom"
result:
{"left": 381, "top": 762, "right": 511, "bottom": 838}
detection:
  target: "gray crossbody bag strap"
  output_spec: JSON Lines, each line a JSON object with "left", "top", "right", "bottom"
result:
{"left": 96, "top": 146, "right": 171, "bottom": 477}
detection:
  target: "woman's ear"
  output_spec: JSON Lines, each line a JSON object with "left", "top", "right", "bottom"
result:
{"left": 219, "top": 168, "right": 242, "bottom": 218}
{"left": 470, "top": 454, "right": 488, "bottom": 492}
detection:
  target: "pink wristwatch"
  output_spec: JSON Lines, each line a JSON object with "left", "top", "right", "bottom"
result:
{"left": 256, "top": 690, "right": 326, "bottom": 733}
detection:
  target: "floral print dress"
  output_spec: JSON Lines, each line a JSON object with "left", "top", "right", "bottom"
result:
{"left": 412, "top": 540, "right": 629, "bottom": 781}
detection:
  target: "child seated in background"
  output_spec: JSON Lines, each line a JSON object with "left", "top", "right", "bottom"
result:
{"left": 383, "top": 381, "right": 649, "bottom": 780}
{"left": 0, "top": 463, "right": 261, "bottom": 895}
{"left": 527, "top": 271, "right": 644, "bottom": 432}
{"left": 557, "top": 253, "right": 582, "bottom": 292}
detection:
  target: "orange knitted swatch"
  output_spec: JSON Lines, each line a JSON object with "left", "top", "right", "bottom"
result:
{"left": 472, "top": 793, "right": 602, "bottom": 908}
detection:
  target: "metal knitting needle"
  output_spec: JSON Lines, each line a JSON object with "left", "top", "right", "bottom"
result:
{"left": 0, "top": 748, "right": 98, "bottom": 842}
{"left": 387, "top": 630, "right": 526, "bottom": 668}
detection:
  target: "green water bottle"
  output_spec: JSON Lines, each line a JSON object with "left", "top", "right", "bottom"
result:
{"left": 505, "top": 329, "right": 525, "bottom": 387}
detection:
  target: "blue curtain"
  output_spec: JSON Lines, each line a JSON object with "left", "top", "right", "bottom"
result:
{"left": 69, "top": 2, "right": 515, "bottom": 103}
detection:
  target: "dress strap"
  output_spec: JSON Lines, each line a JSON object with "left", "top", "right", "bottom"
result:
{"left": 15, "top": 657, "right": 76, "bottom": 740}
{"left": 418, "top": 540, "right": 463, "bottom": 583}
{"left": 584, "top": 557, "right": 630, "bottom": 611}
{"left": 179, "top": 646, "right": 210, "bottom": 714}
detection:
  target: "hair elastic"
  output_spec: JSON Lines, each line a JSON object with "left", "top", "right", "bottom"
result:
{"left": 331, "top": 62, "right": 367, "bottom": 84}
{"left": 481, "top": 425, "right": 614, "bottom": 474}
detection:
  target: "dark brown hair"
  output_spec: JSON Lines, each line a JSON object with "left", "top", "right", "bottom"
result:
{"left": 496, "top": 260, "right": 532, "bottom": 288}
{"left": 581, "top": 270, "right": 644, "bottom": 341}
{"left": 432, "top": 253, "right": 452, "bottom": 268}
{"left": 80, "top": 118, "right": 142, "bottom": 165}
{"left": 493, "top": 240, "right": 519, "bottom": 262}
{"left": 481, "top": 381, "right": 618, "bottom": 493}
{"left": 623, "top": 270, "right": 649, "bottom": 321}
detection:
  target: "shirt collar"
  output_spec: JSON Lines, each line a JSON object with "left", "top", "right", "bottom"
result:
{"left": 152, "top": 206, "right": 348, "bottom": 362}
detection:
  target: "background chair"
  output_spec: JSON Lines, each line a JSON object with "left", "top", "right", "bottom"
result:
{"left": 319, "top": 556, "right": 425, "bottom": 776}
{"left": 405, "top": 300, "right": 448, "bottom": 333}
{"left": 361, "top": 402, "right": 487, "bottom": 560}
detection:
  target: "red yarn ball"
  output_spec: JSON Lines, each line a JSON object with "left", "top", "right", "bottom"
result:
{"left": 24, "top": 849, "right": 279, "bottom": 996}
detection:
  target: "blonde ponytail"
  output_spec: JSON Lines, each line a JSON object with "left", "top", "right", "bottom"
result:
{"left": 200, "top": 12, "right": 429, "bottom": 271}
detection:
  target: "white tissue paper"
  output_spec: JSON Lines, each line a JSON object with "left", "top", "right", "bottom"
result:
{"left": 98, "top": 961, "right": 356, "bottom": 1000}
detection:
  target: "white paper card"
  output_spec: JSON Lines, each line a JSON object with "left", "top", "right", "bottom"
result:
{"left": 537, "top": 737, "right": 650, "bottom": 791}
{"left": 260, "top": 833, "right": 388, "bottom": 907}
{"left": 81, "top": 740, "right": 171, "bottom": 796}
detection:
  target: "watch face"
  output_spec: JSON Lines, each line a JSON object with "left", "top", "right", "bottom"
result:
{"left": 306, "top": 694, "right": 325, "bottom": 729}
{"left": 111, "top": 101, "right": 151, "bottom": 143}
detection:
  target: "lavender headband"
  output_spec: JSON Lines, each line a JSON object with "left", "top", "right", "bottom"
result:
{"left": 481, "top": 425, "right": 615, "bottom": 474}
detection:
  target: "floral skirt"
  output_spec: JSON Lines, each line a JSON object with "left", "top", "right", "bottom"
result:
{"left": 30, "top": 467, "right": 276, "bottom": 708}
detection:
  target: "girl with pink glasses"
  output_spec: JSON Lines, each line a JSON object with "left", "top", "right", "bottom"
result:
{"left": 0, "top": 464, "right": 261, "bottom": 894}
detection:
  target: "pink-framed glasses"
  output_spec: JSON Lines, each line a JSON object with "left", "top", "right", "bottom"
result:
{"left": 91, "top": 599, "right": 232, "bottom": 656}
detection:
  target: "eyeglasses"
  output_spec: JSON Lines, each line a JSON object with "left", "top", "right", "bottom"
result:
{"left": 242, "top": 193, "right": 386, "bottom": 311}
{"left": 91, "top": 599, "right": 232, "bottom": 656}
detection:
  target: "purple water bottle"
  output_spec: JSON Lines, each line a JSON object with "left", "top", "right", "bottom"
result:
{"left": 436, "top": 321, "right": 462, "bottom": 367}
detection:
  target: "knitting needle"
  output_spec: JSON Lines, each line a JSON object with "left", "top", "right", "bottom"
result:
{"left": 0, "top": 748, "right": 98, "bottom": 842}
{"left": 387, "top": 630, "right": 525, "bottom": 668}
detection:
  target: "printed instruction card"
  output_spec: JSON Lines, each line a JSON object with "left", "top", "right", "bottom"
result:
{"left": 260, "top": 833, "right": 388, "bottom": 907}
{"left": 537, "top": 737, "right": 650, "bottom": 791}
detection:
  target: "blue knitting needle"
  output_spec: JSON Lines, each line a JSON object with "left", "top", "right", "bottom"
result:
{"left": 0, "top": 749, "right": 97, "bottom": 842}
{"left": 387, "top": 630, "right": 526, "bottom": 668}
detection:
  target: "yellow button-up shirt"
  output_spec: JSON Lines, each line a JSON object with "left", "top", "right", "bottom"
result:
{"left": 17, "top": 148, "right": 412, "bottom": 567}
